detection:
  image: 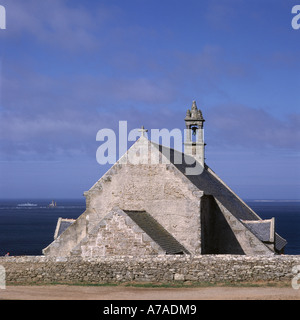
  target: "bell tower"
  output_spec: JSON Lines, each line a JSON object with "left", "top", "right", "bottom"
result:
{"left": 184, "top": 100, "right": 205, "bottom": 167}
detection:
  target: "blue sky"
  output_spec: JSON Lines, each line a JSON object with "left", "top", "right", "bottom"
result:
{"left": 0, "top": 0, "right": 299, "bottom": 199}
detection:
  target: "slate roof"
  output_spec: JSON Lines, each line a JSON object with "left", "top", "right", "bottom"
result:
{"left": 125, "top": 210, "right": 189, "bottom": 254}
{"left": 275, "top": 234, "right": 288, "bottom": 252}
{"left": 54, "top": 218, "right": 75, "bottom": 240}
{"left": 242, "top": 219, "right": 274, "bottom": 242}
{"left": 151, "top": 142, "right": 287, "bottom": 253}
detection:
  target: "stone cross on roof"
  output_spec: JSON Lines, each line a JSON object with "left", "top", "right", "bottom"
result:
{"left": 138, "top": 125, "right": 148, "bottom": 137}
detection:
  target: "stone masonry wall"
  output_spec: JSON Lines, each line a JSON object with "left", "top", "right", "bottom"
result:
{"left": 0, "top": 255, "right": 299, "bottom": 285}
{"left": 69, "top": 209, "right": 162, "bottom": 257}
{"left": 44, "top": 138, "right": 203, "bottom": 257}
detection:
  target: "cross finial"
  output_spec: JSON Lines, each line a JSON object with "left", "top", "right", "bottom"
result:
{"left": 138, "top": 125, "right": 148, "bottom": 137}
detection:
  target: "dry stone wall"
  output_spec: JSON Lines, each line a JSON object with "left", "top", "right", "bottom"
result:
{"left": 0, "top": 255, "right": 299, "bottom": 285}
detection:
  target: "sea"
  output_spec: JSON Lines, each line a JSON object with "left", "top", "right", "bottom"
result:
{"left": 0, "top": 199, "right": 299, "bottom": 256}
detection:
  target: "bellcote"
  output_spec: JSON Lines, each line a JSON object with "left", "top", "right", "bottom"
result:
{"left": 184, "top": 100, "right": 205, "bottom": 167}
{"left": 184, "top": 100, "right": 205, "bottom": 128}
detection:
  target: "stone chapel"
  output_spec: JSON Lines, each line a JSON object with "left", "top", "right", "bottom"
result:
{"left": 43, "top": 101, "right": 287, "bottom": 257}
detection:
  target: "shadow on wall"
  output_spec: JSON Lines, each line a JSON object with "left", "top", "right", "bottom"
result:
{"left": 201, "top": 195, "right": 244, "bottom": 254}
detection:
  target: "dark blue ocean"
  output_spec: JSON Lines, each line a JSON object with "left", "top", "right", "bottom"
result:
{"left": 0, "top": 199, "right": 299, "bottom": 256}
{"left": 0, "top": 199, "right": 85, "bottom": 256}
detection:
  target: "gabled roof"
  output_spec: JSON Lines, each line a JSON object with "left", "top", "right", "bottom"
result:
{"left": 150, "top": 141, "right": 287, "bottom": 253}
{"left": 44, "top": 135, "right": 287, "bottom": 256}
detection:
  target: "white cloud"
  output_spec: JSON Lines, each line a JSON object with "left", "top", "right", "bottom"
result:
{"left": 1, "top": 0, "right": 111, "bottom": 52}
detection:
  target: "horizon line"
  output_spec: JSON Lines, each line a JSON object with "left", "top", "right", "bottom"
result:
{"left": 0, "top": 198, "right": 300, "bottom": 202}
